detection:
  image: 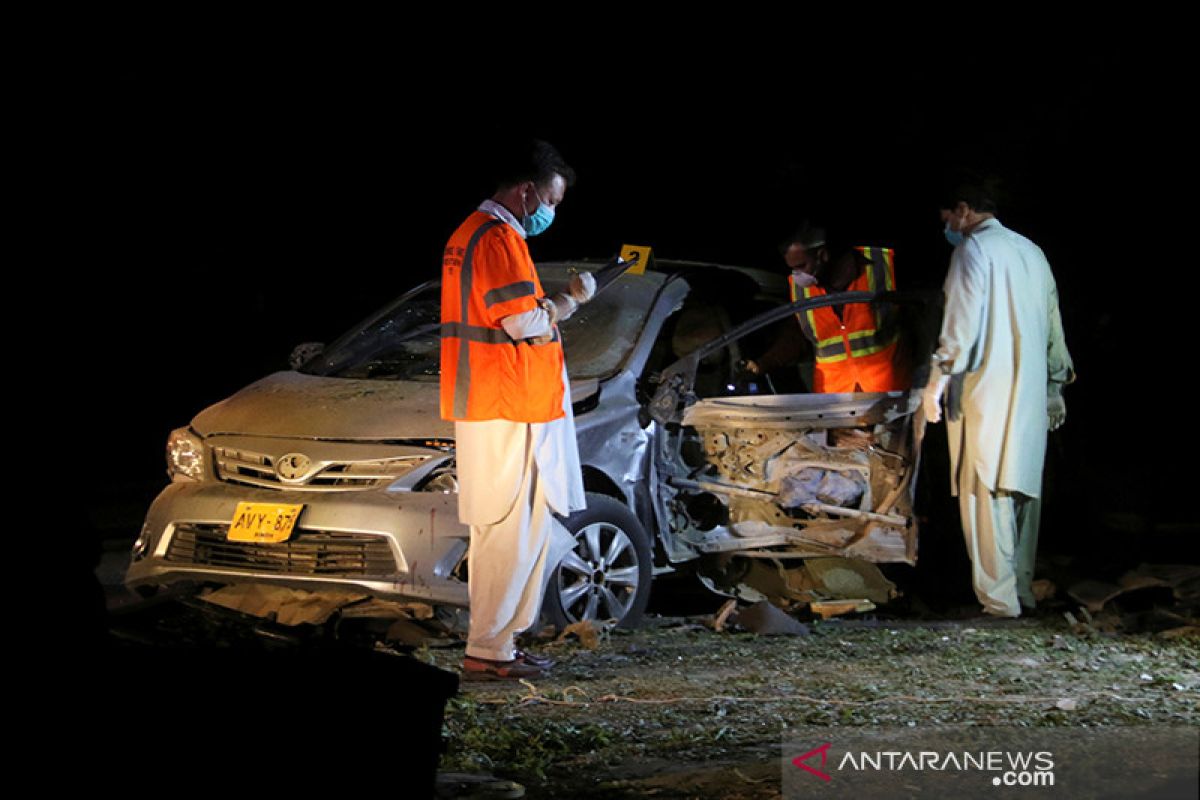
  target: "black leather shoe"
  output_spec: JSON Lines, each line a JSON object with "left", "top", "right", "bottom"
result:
{"left": 514, "top": 649, "right": 556, "bottom": 669}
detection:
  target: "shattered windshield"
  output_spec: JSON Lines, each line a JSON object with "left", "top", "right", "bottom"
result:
{"left": 299, "top": 265, "right": 664, "bottom": 382}
{"left": 300, "top": 282, "right": 443, "bottom": 381}
{"left": 555, "top": 267, "right": 664, "bottom": 379}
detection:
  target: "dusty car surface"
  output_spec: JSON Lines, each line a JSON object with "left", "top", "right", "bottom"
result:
{"left": 127, "top": 260, "right": 935, "bottom": 626}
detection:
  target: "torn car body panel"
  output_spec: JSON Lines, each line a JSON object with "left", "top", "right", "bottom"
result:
{"left": 647, "top": 291, "right": 930, "bottom": 572}
{"left": 652, "top": 392, "right": 919, "bottom": 566}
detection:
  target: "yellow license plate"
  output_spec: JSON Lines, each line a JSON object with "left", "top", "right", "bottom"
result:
{"left": 228, "top": 502, "right": 305, "bottom": 544}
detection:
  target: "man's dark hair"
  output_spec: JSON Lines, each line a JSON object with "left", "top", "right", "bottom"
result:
{"left": 779, "top": 221, "right": 827, "bottom": 255}
{"left": 940, "top": 175, "right": 1001, "bottom": 215}
{"left": 495, "top": 139, "right": 577, "bottom": 190}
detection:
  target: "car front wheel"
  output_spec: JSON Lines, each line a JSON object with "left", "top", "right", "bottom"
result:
{"left": 543, "top": 492, "right": 653, "bottom": 630}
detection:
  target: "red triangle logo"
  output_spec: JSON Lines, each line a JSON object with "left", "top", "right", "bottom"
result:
{"left": 792, "top": 742, "right": 832, "bottom": 782}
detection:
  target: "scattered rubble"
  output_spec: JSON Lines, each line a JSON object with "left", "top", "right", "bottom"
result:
{"left": 1032, "top": 578, "right": 1057, "bottom": 602}
{"left": 731, "top": 601, "right": 811, "bottom": 635}
{"left": 811, "top": 599, "right": 876, "bottom": 619}
{"left": 1067, "top": 563, "right": 1200, "bottom": 613}
{"left": 196, "top": 583, "right": 462, "bottom": 645}
{"left": 198, "top": 584, "right": 369, "bottom": 625}
{"left": 555, "top": 619, "right": 614, "bottom": 649}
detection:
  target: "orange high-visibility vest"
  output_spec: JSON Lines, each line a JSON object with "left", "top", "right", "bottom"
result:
{"left": 440, "top": 211, "right": 565, "bottom": 422}
{"left": 790, "top": 246, "right": 905, "bottom": 393}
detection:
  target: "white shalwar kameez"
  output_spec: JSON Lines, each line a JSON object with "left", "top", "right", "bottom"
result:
{"left": 935, "top": 219, "right": 1073, "bottom": 617}
{"left": 456, "top": 200, "right": 586, "bottom": 662}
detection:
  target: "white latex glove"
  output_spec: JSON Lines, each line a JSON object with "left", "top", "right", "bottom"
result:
{"left": 536, "top": 294, "right": 575, "bottom": 326}
{"left": 547, "top": 294, "right": 578, "bottom": 323}
{"left": 1047, "top": 384, "right": 1067, "bottom": 431}
{"left": 922, "top": 373, "right": 951, "bottom": 423}
{"left": 568, "top": 271, "right": 596, "bottom": 304}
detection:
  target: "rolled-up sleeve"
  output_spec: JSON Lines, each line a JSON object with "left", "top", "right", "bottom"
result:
{"left": 500, "top": 305, "right": 552, "bottom": 339}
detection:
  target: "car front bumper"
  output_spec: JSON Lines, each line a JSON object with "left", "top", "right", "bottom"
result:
{"left": 125, "top": 480, "right": 471, "bottom": 606}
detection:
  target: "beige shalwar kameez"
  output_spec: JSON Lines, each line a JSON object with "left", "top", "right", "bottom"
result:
{"left": 935, "top": 219, "right": 1073, "bottom": 616}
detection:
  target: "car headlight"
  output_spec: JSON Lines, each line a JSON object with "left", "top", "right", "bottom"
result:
{"left": 166, "top": 427, "right": 206, "bottom": 481}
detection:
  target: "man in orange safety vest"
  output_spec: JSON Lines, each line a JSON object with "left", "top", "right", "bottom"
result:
{"left": 440, "top": 140, "right": 595, "bottom": 680}
{"left": 745, "top": 223, "right": 908, "bottom": 393}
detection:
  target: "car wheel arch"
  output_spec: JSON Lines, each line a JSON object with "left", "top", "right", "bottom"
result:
{"left": 542, "top": 492, "right": 654, "bottom": 631}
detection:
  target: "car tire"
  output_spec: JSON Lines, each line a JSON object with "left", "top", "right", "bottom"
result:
{"left": 542, "top": 492, "right": 653, "bottom": 630}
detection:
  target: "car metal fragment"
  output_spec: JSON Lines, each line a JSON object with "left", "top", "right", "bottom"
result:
{"left": 733, "top": 600, "right": 811, "bottom": 635}
{"left": 198, "top": 584, "right": 370, "bottom": 625}
{"left": 810, "top": 599, "right": 876, "bottom": 619}
{"left": 802, "top": 557, "right": 897, "bottom": 604}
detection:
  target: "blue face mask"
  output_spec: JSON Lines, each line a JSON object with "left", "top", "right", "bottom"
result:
{"left": 943, "top": 221, "right": 965, "bottom": 247}
{"left": 522, "top": 187, "right": 555, "bottom": 237}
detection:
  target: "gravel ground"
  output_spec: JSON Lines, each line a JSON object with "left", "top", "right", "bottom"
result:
{"left": 426, "top": 613, "right": 1199, "bottom": 798}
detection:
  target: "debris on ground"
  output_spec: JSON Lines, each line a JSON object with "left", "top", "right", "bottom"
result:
{"left": 709, "top": 598, "right": 739, "bottom": 632}
{"left": 810, "top": 598, "right": 877, "bottom": 619}
{"left": 1032, "top": 578, "right": 1057, "bottom": 602}
{"left": 433, "top": 613, "right": 1200, "bottom": 798}
{"left": 340, "top": 598, "right": 437, "bottom": 620}
{"left": 198, "top": 584, "right": 369, "bottom": 625}
{"left": 1063, "top": 607, "right": 1101, "bottom": 635}
{"left": 435, "top": 772, "right": 525, "bottom": 799}
{"left": 196, "top": 584, "right": 465, "bottom": 647}
{"left": 104, "top": 582, "right": 1200, "bottom": 800}
{"left": 1159, "top": 624, "right": 1200, "bottom": 639}
{"left": 733, "top": 600, "right": 811, "bottom": 635}
{"left": 1067, "top": 563, "right": 1200, "bottom": 613}
{"left": 555, "top": 619, "right": 613, "bottom": 649}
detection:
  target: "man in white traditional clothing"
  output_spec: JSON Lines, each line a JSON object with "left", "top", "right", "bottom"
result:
{"left": 922, "top": 181, "right": 1074, "bottom": 618}
{"left": 439, "top": 140, "right": 594, "bottom": 679}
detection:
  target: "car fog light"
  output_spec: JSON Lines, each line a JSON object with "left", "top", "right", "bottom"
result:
{"left": 132, "top": 523, "right": 152, "bottom": 561}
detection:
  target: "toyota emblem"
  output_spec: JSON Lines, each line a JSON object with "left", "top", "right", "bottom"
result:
{"left": 276, "top": 453, "right": 313, "bottom": 481}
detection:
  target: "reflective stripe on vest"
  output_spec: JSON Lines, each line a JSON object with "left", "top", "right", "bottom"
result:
{"left": 440, "top": 321, "right": 511, "bottom": 344}
{"left": 793, "top": 247, "right": 898, "bottom": 364}
{"left": 452, "top": 219, "right": 505, "bottom": 418}
{"left": 484, "top": 280, "right": 536, "bottom": 308}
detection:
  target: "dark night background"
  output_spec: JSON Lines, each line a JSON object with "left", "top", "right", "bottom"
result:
{"left": 43, "top": 41, "right": 1195, "bottom": 786}
{"left": 66, "top": 50, "right": 1194, "bottom": 616}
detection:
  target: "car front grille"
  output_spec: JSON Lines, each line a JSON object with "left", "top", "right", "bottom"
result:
{"left": 214, "top": 447, "right": 428, "bottom": 492}
{"left": 166, "top": 523, "right": 397, "bottom": 577}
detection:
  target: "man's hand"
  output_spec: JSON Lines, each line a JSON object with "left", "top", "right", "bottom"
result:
{"left": 922, "top": 373, "right": 951, "bottom": 423}
{"left": 568, "top": 271, "right": 596, "bottom": 304}
{"left": 1047, "top": 383, "right": 1067, "bottom": 431}
{"left": 740, "top": 359, "right": 762, "bottom": 376}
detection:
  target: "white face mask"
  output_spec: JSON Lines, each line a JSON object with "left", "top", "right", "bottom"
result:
{"left": 792, "top": 269, "right": 817, "bottom": 289}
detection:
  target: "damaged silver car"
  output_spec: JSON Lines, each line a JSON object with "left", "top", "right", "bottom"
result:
{"left": 127, "top": 261, "right": 935, "bottom": 626}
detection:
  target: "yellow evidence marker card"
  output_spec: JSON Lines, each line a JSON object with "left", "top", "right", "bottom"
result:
{"left": 620, "top": 244, "right": 653, "bottom": 275}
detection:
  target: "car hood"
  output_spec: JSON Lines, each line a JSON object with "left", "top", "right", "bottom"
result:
{"left": 192, "top": 371, "right": 454, "bottom": 440}
{"left": 191, "top": 371, "right": 604, "bottom": 441}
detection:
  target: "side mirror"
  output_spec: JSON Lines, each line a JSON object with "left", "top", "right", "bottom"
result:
{"left": 289, "top": 342, "right": 324, "bottom": 369}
